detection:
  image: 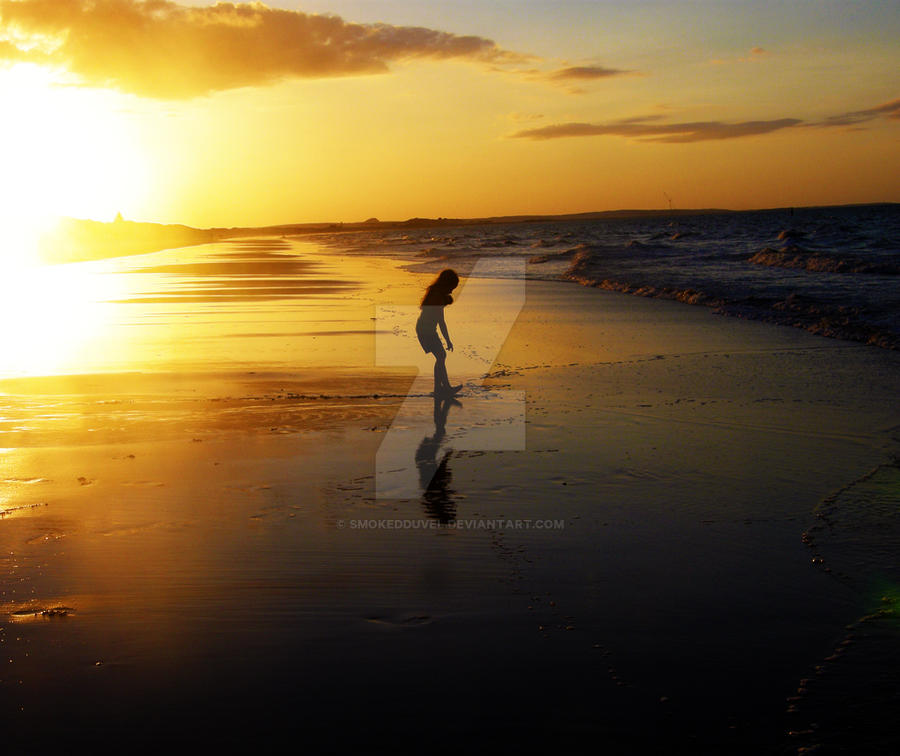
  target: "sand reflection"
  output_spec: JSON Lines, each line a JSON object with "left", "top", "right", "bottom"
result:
{"left": 415, "top": 395, "right": 460, "bottom": 522}
{"left": 0, "top": 237, "right": 397, "bottom": 380}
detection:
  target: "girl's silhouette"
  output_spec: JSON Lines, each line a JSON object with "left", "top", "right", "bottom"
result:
{"left": 416, "top": 269, "right": 461, "bottom": 396}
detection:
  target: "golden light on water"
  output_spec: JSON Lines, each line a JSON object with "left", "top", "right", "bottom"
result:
{"left": 0, "top": 262, "right": 126, "bottom": 378}
{"left": 0, "top": 236, "right": 412, "bottom": 380}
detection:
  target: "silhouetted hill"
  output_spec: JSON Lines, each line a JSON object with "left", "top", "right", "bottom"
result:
{"left": 39, "top": 217, "right": 223, "bottom": 264}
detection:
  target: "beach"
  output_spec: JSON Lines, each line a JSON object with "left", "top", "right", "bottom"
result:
{"left": 2, "top": 236, "right": 899, "bottom": 753}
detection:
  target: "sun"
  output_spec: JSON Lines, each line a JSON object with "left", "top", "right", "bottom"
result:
{"left": 0, "top": 63, "right": 149, "bottom": 376}
{"left": 0, "top": 63, "right": 149, "bottom": 267}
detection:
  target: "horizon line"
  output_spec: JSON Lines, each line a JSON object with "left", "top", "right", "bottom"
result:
{"left": 82, "top": 200, "right": 898, "bottom": 232}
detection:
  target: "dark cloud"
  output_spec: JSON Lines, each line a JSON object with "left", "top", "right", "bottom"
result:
{"left": 0, "top": 0, "right": 525, "bottom": 98}
{"left": 511, "top": 117, "right": 802, "bottom": 143}
{"left": 511, "top": 97, "right": 899, "bottom": 143}
{"left": 547, "top": 65, "right": 628, "bottom": 81}
{"left": 493, "top": 62, "right": 631, "bottom": 93}
{"left": 873, "top": 99, "right": 900, "bottom": 118}
{"left": 817, "top": 98, "right": 900, "bottom": 127}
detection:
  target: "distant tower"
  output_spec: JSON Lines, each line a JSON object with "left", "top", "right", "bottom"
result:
{"left": 114, "top": 212, "right": 124, "bottom": 223}
{"left": 663, "top": 192, "right": 673, "bottom": 211}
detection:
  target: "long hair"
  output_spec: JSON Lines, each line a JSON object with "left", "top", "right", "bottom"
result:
{"left": 420, "top": 268, "right": 459, "bottom": 308}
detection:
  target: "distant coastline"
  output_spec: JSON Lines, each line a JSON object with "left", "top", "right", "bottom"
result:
{"left": 38, "top": 202, "right": 898, "bottom": 264}
{"left": 179, "top": 201, "right": 900, "bottom": 235}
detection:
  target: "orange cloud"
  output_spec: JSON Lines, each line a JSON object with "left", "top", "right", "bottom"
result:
{"left": 0, "top": 37, "right": 23, "bottom": 58}
{"left": 0, "top": 0, "right": 525, "bottom": 98}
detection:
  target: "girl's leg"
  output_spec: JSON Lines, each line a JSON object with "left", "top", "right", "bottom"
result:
{"left": 434, "top": 352, "right": 449, "bottom": 391}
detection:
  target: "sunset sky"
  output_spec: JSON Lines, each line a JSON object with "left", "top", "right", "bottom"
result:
{"left": 0, "top": 0, "right": 898, "bottom": 228}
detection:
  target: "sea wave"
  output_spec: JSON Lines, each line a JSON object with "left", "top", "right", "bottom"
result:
{"left": 748, "top": 246, "right": 900, "bottom": 275}
{"left": 562, "top": 247, "right": 899, "bottom": 349}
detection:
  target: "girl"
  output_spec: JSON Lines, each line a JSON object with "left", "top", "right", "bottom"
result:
{"left": 416, "top": 269, "right": 461, "bottom": 396}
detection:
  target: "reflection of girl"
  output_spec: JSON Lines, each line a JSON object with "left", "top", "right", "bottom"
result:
{"left": 416, "top": 269, "right": 460, "bottom": 396}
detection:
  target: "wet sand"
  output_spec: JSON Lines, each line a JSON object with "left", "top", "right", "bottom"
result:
{"left": 2, "top": 239, "right": 899, "bottom": 753}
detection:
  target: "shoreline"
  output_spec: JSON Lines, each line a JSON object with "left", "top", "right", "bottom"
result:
{"left": 560, "top": 267, "right": 900, "bottom": 351}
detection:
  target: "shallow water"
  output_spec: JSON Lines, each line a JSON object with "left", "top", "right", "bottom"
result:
{"left": 0, "top": 237, "right": 407, "bottom": 379}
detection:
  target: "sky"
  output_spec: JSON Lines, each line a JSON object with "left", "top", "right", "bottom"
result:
{"left": 0, "top": 0, "right": 898, "bottom": 228}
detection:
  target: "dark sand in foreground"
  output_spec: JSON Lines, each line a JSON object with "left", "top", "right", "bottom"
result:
{"left": 2, "top": 245, "right": 899, "bottom": 753}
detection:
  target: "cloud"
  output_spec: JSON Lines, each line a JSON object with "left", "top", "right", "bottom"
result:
{"left": 0, "top": 0, "right": 526, "bottom": 98}
{"left": 547, "top": 65, "right": 629, "bottom": 81}
{"left": 874, "top": 99, "right": 900, "bottom": 117}
{"left": 510, "top": 117, "right": 802, "bottom": 143}
{"left": 874, "top": 99, "right": 900, "bottom": 120}
{"left": 0, "top": 34, "right": 48, "bottom": 63}
{"left": 510, "top": 98, "right": 899, "bottom": 143}
{"left": 816, "top": 98, "right": 900, "bottom": 127}
{"left": 0, "top": 37, "right": 24, "bottom": 59}
{"left": 493, "top": 61, "right": 632, "bottom": 94}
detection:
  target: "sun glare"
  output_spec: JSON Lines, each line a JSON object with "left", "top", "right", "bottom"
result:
{"left": 0, "top": 63, "right": 149, "bottom": 375}
{"left": 0, "top": 261, "right": 126, "bottom": 378}
{"left": 0, "top": 63, "right": 148, "bottom": 267}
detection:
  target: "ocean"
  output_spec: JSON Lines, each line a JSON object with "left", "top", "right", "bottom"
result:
{"left": 314, "top": 203, "right": 900, "bottom": 350}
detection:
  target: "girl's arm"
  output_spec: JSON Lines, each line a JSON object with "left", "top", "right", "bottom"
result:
{"left": 438, "top": 308, "right": 453, "bottom": 351}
